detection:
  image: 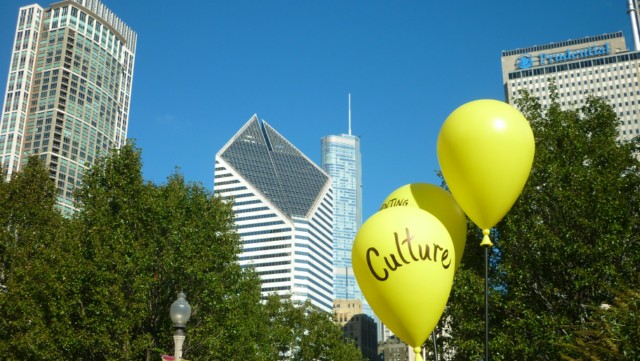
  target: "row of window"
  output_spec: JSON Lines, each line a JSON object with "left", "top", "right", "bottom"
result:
{"left": 234, "top": 206, "right": 269, "bottom": 214}
{"left": 261, "top": 277, "right": 291, "bottom": 284}
{"left": 243, "top": 243, "right": 291, "bottom": 254}
{"left": 514, "top": 74, "right": 637, "bottom": 88}
{"left": 239, "top": 252, "right": 291, "bottom": 261}
{"left": 238, "top": 227, "right": 291, "bottom": 237}
{"left": 294, "top": 275, "right": 333, "bottom": 295}
{"left": 292, "top": 292, "right": 332, "bottom": 311}
{"left": 255, "top": 268, "right": 290, "bottom": 276}
{"left": 295, "top": 259, "right": 333, "bottom": 281}
{"left": 243, "top": 260, "right": 291, "bottom": 269}
{"left": 242, "top": 235, "right": 291, "bottom": 244}
{"left": 308, "top": 220, "right": 333, "bottom": 247}
{"left": 294, "top": 235, "right": 333, "bottom": 260}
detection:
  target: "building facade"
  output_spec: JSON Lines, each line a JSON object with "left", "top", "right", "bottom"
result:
{"left": 214, "top": 115, "right": 334, "bottom": 312}
{"left": 501, "top": 31, "right": 640, "bottom": 140}
{"left": 321, "top": 133, "right": 362, "bottom": 300}
{"left": 333, "top": 299, "right": 379, "bottom": 361}
{"left": 0, "top": 0, "right": 136, "bottom": 214}
{"left": 377, "top": 336, "right": 415, "bottom": 361}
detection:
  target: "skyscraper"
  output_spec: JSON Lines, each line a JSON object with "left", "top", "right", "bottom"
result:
{"left": 214, "top": 115, "right": 334, "bottom": 312}
{"left": 321, "top": 95, "right": 383, "bottom": 348}
{"left": 501, "top": 1, "right": 640, "bottom": 141}
{"left": 321, "top": 95, "right": 363, "bottom": 304}
{"left": 0, "top": 0, "right": 136, "bottom": 214}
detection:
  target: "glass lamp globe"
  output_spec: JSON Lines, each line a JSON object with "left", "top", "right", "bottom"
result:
{"left": 170, "top": 291, "right": 192, "bottom": 328}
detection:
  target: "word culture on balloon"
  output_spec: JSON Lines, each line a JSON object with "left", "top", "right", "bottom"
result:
{"left": 366, "top": 227, "right": 452, "bottom": 282}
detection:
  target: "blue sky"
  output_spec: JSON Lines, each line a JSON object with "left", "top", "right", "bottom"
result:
{"left": 0, "top": 0, "right": 633, "bottom": 220}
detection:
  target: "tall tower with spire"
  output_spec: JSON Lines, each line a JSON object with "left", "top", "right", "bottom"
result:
{"left": 321, "top": 95, "right": 367, "bottom": 313}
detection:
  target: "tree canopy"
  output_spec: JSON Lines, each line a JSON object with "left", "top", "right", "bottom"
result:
{"left": 0, "top": 143, "right": 364, "bottom": 361}
{"left": 444, "top": 90, "right": 640, "bottom": 360}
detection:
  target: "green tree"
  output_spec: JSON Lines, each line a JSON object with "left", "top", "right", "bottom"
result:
{"left": 445, "top": 90, "right": 640, "bottom": 360}
{"left": 0, "top": 144, "right": 265, "bottom": 360}
{"left": 0, "top": 157, "right": 68, "bottom": 359}
{"left": 561, "top": 288, "right": 640, "bottom": 361}
{"left": 0, "top": 143, "right": 367, "bottom": 361}
{"left": 261, "top": 294, "right": 366, "bottom": 361}
{"left": 439, "top": 230, "right": 487, "bottom": 361}
{"left": 296, "top": 304, "right": 365, "bottom": 361}
{"left": 65, "top": 142, "right": 267, "bottom": 360}
{"left": 152, "top": 173, "right": 266, "bottom": 360}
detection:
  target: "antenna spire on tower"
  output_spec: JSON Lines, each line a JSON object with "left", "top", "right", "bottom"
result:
{"left": 348, "top": 93, "right": 352, "bottom": 136}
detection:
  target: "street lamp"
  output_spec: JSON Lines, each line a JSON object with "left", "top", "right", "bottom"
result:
{"left": 170, "top": 291, "right": 192, "bottom": 361}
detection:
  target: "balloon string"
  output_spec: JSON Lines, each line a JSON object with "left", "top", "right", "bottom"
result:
{"left": 414, "top": 346, "right": 423, "bottom": 361}
{"left": 480, "top": 228, "right": 493, "bottom": 247}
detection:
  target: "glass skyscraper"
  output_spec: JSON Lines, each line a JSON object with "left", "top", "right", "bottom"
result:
{"left": 321, "top": 95, "right": 370, "bottom": 319}
{"left": 214, "top": 115, "right": 334, "bottom": 312}
{"left": 0, "top": 0, "right": 136, "bottom": 214}
{"left": 321, "top": 133, "right": 362, "bottom": 300}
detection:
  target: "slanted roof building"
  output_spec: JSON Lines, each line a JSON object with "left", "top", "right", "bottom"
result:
{"left": 214, "top": 115, "right": 334, "bottom": 311}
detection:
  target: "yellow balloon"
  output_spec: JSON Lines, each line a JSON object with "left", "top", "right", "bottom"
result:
{"left": 352, "top": 207, "right": 455, "bottom": 356}
{"left": 380, "top": 183, "right": 467, "bottom": 271}
{"left": 437, "top": 99, "right": 534, "bottom": 246}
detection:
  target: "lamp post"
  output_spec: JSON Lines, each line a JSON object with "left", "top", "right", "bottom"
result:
{"left": 170, "top": 291, "right": 192, "bottom": 361}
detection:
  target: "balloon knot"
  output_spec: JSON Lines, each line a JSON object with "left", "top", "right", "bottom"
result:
{"left": 480, "top": 229, "right": 493, "bottom": 247}
{"left": 414, "top": 346, "right": 424, "bottom": 361}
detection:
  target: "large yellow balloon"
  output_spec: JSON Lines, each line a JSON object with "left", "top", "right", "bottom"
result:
{"left": 437, "top": 99, "right": 534, "bottom": 246}
{"left": 380, "top": 183, "right": 467, "bottom": 271}
{"left": 353, "top": 207, "right": 455, "bottom": 361}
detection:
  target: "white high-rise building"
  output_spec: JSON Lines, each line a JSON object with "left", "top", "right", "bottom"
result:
{"left": 501, "top": 3, "right": 640, "bottom": 141}
{"left": 214, "top": 115, "right": 334, "bottom": 312}
{"left": 0, "top": 0, "right": 136, "bottom": 214}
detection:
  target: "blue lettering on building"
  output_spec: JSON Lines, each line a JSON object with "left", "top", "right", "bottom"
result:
{"left": 515, "top": 43, "right": 610, "bottom": 69}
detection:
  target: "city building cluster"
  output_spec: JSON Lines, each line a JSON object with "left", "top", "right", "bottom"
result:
{"left": 2, "top": 0, "right": 640, "bottom": 360}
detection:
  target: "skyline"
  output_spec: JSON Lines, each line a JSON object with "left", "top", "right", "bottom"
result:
{"left": 0, "top": 0, "right": 635, "bottom": 221}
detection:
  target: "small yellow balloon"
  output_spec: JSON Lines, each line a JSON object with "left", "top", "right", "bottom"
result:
{"left": 437, "top": 99, "right": 534, "bottom": 246}
{"left": 352, "top": 207, "right": 455, "bottom": 349}
{"left": 380, "top": 183, "right": 467, "bottom": 271}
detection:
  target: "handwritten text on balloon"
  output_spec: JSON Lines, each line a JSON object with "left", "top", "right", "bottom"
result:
{"left": 366, "top": 228, "right": 451, "bottom": 282}
{"left": 380, "top": 197, "right": 409, "bottom": 209}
